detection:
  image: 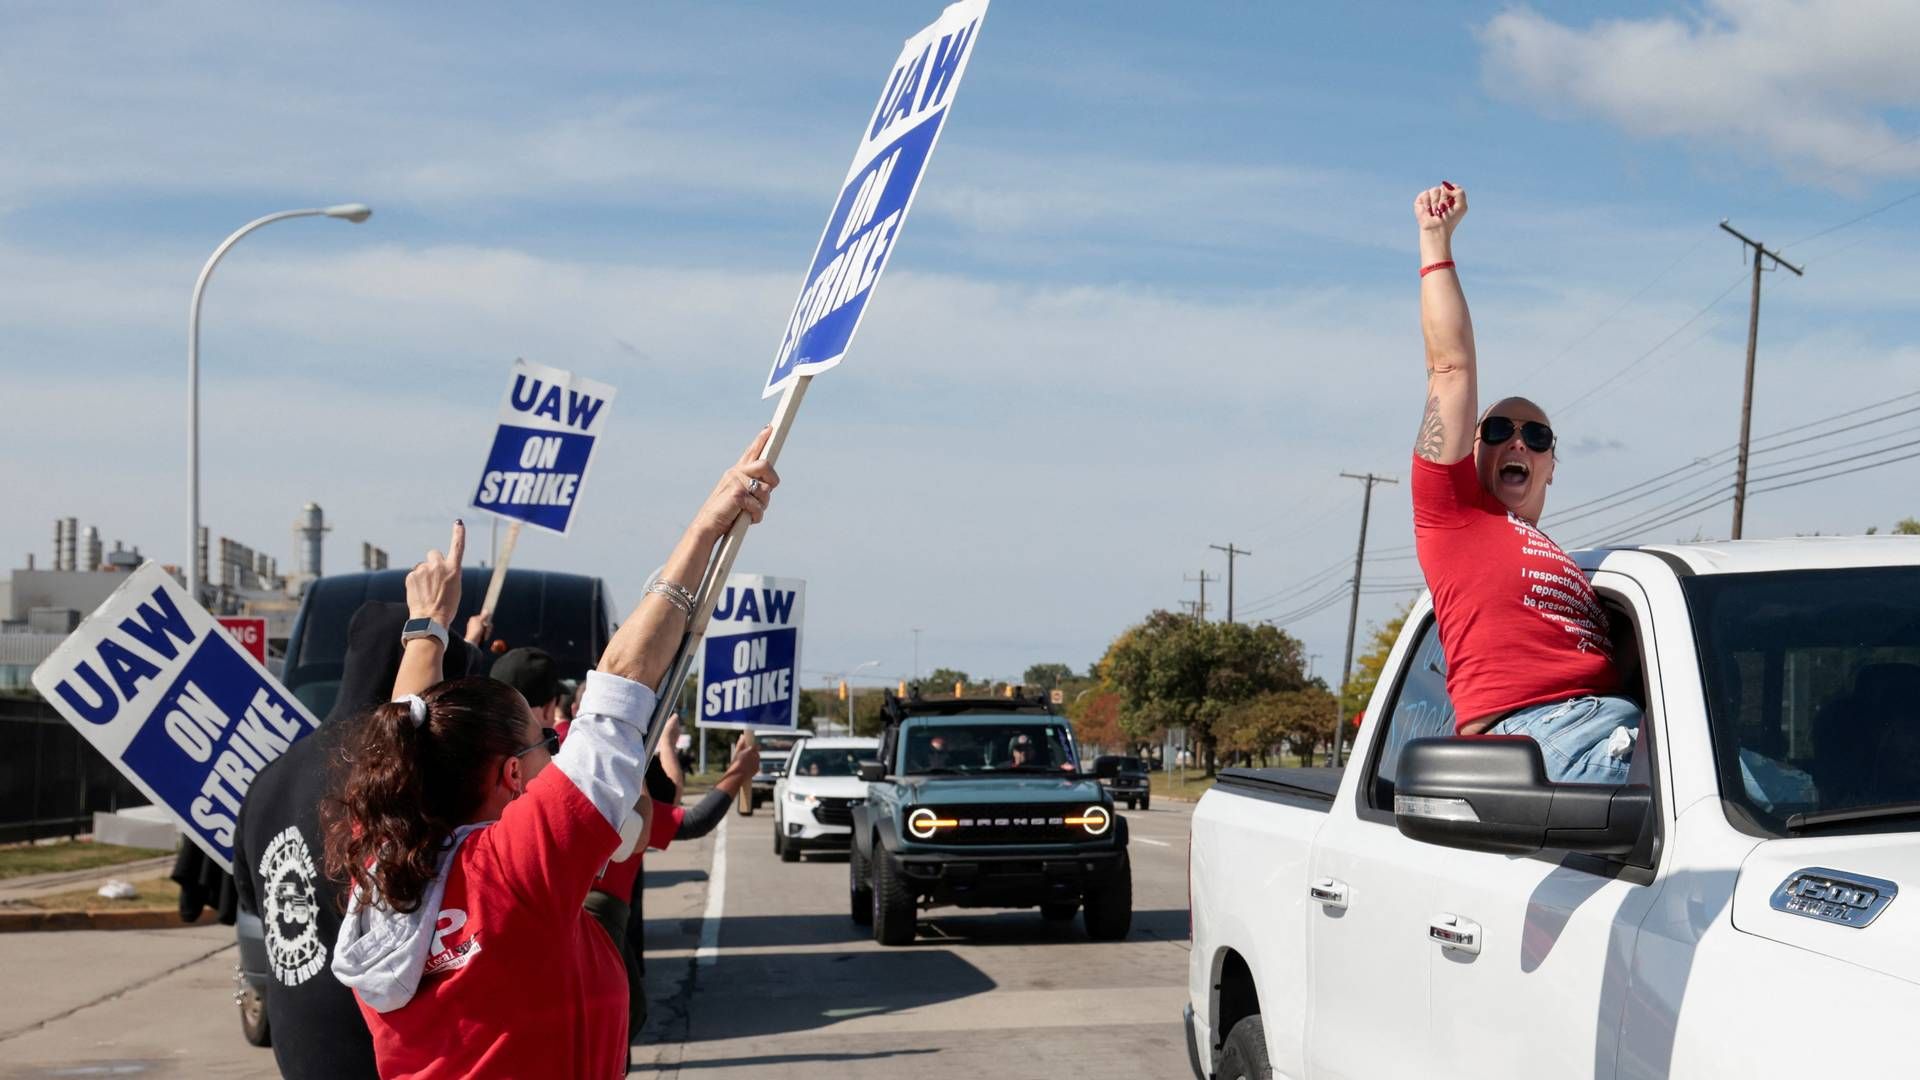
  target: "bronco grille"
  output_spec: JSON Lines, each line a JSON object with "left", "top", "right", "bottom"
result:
{"left": 907, "top": 803, "right": 1107, "bottom": 845}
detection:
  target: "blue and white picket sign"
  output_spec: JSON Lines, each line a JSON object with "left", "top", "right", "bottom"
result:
{"left": 30, "top": 563, "right": 323, "bottom": 872}
{"left": 698, "top": 574, "right": 806, "bottom": 731}
{"left": 471, "top": 358, "right": 617, "bottom": 536}
{"left": 762, "top": 0, "right": 989, "bottom": 399}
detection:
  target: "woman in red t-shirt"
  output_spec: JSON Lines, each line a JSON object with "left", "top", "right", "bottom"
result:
{"left": 322, "top": 429, "right": 779, "bottom": 1079}
{"left": 1409, "top": 181, "right": 1640, "bottom": 785}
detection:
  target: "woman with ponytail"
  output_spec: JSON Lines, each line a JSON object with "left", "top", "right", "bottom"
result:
{"left": 323, "top": 429, "right": 779, "bottom": 1079}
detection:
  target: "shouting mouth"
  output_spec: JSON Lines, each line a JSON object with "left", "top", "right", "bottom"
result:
{"left": 1498, "top": 460, "right": 1531, "bottom": 490}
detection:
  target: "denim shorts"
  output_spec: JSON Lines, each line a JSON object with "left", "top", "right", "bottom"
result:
{"left": 1489, "top": 695, "right": 1642, "bottom": 785}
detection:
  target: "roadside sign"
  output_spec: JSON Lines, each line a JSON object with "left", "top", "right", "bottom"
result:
{"left": 1050, "top": 688, "right": 1065, "bottom": 706}
{"left": 30, "top": 563, "right": 322, "bottom": 872}
{"left": 697, "top": 574, "right": 805, "bottom": 731}
{"left": 217, "top": 616, "right": 267, "bottom": 664}
{"left": 762, "top": 0, "right": 989, "bottom": 398}
{"left": 471, "top": 358, "right": 617, "bottom": 536}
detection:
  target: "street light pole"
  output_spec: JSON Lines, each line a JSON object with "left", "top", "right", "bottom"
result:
{"left": 839, "top": 659, "right": 881, "bottom": 731}
{"left": 187, "top": 203, "right": 371, "bottom": 606}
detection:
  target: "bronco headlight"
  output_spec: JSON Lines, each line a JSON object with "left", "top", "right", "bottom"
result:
{"left": 1065, "top": 805, "right": 1111, "bottom": 836}
{"left": 906, "top": 806, "right": 958, "bottom": 839}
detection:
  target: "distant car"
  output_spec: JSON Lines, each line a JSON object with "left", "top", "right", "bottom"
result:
{"left": 1094, "top": 755, "right": 1151, "bottom": 810}
{"left": 851, "top": 692, "right": 1131, "bottom": 946}
{"left": 773, "top": 735, "right": 880, "bottom": 862}
{"left": 736, "top": 731, "right": 801, "bottom": 815}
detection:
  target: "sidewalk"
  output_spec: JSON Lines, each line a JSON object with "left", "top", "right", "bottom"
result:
{"left": 0, "top": 855, "right": 176, "bottom": 904}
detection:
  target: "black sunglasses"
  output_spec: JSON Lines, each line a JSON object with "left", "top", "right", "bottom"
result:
{"left": 1480, "top": 415, "right": 1555, "bottom": 453}
{"left": 514, "top": 726, "right": 560, "bottom": 758}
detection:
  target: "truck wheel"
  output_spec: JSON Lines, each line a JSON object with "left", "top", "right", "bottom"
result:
{"left": 237, "top": 980, "right": 272, "bottom": 1047}
{"left": 871, "top": 851, "right": 917, "bottom": 946}
{"left": 1140, "top": 794, "right": 1151, "bottom": 811}
{"left": 849, "top": 841, "right": 873, "bottom": 926}
{"left": 1216, "top": 1015, "right": 1271, "bottom": 1080}
{"left": 779, "top": 831, "right": 800, "bottom": 863}
{"left": 772, "top": 823, "right": 784, "bottom": 856}
{"left": 736, "top": 786, "right": 753, "bottom": 816}
{"left": 1040, "top": 902, "right": 1077, "bottom": 921}
{"left": 1083, "top": 850, "right": 1133, "bottom": 941}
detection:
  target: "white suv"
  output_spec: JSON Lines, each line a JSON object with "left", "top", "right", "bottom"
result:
{"left": 773, "top": 735, "right": 880, "bottom": 863}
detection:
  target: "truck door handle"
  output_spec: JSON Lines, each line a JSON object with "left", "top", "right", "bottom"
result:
{"left": 1429, "top": 913, "right": 1481, "bottom": 955}
{"left": 1309, "top": 879, "right": 1349, "bottom": 909}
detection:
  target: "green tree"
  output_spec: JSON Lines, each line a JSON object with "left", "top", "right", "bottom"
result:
{"left": 921, "top": 667, "right": 971, "bottom": 695}
{"left": 1340, "top": 604, "right": 1413, "bottom": 721}
{"left": 1896, "top": 517, "right": 1920, "bottom": 535}
{"left": 1023, "top": 662, "right": 1075, "bottom": 689}
{"left": 1100, "top": 612, "right": 1310, "bottom": 775}
{"left": 1223, "top": 685, "right": 1338, "bottom": 766}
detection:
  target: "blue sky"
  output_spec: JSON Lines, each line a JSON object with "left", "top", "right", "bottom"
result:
{"left": 4, "top": 0, "right": 1918, "bottom": 692}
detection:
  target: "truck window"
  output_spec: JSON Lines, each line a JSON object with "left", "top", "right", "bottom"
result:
{"left": 1363, "top": 615, "right": 1458, "bottom": 810}
{"left": 1688, "top": 566, "right": 1920, "bottom": 835}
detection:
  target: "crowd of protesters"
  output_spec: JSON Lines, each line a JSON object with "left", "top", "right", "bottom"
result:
{"left": 226, "top": 428, "right": 779, "bottom": 1078}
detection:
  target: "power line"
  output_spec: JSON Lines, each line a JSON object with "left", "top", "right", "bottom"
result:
{"left": 1781, "top": 185, "right": 1920, "bottom": 252}
{"left": 1556, "top": 270, "right": 1749, "bottom": 417}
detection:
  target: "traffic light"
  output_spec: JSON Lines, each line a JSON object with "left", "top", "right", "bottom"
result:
{"left": 953, "top": 680, "right": 964, "bottom": 698}
{"left": 838, "top": 680, "right": 848, "bottom": 701}
{"left": 897, "top": 680, "right": 907, "bottom": 696}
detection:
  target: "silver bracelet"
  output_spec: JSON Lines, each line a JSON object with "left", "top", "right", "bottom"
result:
{"left": 645, "top": 576, "right": 696, "bottom": 619}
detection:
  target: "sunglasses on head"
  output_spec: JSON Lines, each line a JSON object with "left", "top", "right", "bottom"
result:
{"left": 514, "top": 727, "right": 560, "bottom": 758}
{"left": 1480, "top": 415, "right": 1555, "bottom": 453}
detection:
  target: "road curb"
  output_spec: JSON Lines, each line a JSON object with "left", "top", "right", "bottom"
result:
{"left": 0, "top": 908, "right": 218, "bottom": 933}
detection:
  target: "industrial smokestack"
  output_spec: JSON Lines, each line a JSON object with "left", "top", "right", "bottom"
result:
{"left": 62, "top": 517, "right": 77, "bottom": 572}
{"left": 83, "top": 526, "right": 102, "bottom": 573}
{"left": 295, "top": 503, "right": 329, "bottom": 580}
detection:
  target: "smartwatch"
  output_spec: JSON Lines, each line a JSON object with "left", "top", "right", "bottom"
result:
{"left": 400, "top": 618, "right": 449, "bottom": 650}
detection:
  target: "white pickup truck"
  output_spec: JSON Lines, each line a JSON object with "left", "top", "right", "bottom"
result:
{"left": 1185, "top": 538, "right": 1920, "bottom": 1080}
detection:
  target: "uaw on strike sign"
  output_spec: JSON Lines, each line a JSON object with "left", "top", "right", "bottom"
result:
{"left": 763, "top": 0, "right": 988, "bottom": 398}
{"left": 698, "top": 574, "right": 805, "bottom": 731}
{"left": 472, "top": 358, "right": 616, "bottom": 535}
{"left": 31, "top": 564, "right": 322, "bottom": 871}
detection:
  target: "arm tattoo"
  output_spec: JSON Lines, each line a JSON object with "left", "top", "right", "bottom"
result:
{"left": 1415, "top": 394, "right": 1446, "bottom": 461}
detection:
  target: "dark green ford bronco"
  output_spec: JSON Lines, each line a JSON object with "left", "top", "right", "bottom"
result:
{"left": 848, "top": 692, "right": 1132, "bottom": 946}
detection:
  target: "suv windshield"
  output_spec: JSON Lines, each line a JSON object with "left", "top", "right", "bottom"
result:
{"left": 903, "top": 722, "right": 1079, "bottom": 775}
{"left": 791, "top": 746, "right": 874, "bottom": 778}
{"left": 1688, "top": 566, "right": 1920, "bottom": 836}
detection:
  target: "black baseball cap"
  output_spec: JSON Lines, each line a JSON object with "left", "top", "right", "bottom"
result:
{"left": 491, "top": 647, "right": 559, "bottom": 707}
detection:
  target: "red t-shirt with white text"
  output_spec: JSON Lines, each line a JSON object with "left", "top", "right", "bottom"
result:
{"left": 355, "top": 769, "right": 627, "bottom": 1079}
{"left": 1412, "top": 453, "right": 1619, "bottom": 728}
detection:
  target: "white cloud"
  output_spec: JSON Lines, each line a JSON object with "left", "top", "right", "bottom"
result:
{"left": 1480, "top": 1, "right": 1920, "bottom": 180}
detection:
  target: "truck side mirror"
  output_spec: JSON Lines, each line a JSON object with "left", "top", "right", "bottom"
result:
{"left": 1393, "top": 737, "right": 1649, "bottom": 856}
{"left": 858, "top": 761, "right": 888, "bottom": 783}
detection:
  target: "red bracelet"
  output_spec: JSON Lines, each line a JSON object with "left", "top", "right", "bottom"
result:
{"left": 1420, "top": 260, "right": 1456, "bottom": 277}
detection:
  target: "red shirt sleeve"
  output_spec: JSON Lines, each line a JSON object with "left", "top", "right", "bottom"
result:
{"left": 588, "top": 803, "right": 683, "bottom": 901}
{"left": 649, "top": 802, "right": 684, "bottom": 852}
{"left": 1411, "top": 452, "right": 1495, "bottom": 531}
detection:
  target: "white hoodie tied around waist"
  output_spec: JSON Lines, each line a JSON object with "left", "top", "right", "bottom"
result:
{"left": 330, "top": 670, "right": 658, "bottom": 1013}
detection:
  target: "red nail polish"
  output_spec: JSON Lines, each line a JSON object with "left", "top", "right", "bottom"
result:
{"left": 1441, "top": 181, "right": 1455, "bottom": 191}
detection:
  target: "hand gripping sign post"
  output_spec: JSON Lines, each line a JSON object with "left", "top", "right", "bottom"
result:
{"left": 471, "top": 358, "right": 617, "bottom": 616}
{"left": 698, "top": 575, "right": 805, "bottom": 732}
{"left": 639, "top": 0, "right": 989, "bottom": 762}
{"left": 31, "top": 563, "right": 323, "bottom": 872}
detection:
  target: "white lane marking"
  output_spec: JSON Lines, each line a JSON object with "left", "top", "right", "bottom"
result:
{"left": 695, "top": 816, "right": 729, "bottom": 967}
{"left": 1133, "top": 837, "right": 1171, "bottom": 847}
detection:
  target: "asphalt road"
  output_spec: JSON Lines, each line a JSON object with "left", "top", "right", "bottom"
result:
{"left": 635, "top": 799, "right": 1195, "bottom": 1079}
{"left": 0, "top": 801, "right": 1196, "bottom": 1079}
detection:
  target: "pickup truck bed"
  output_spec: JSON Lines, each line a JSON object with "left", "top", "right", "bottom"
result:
{"left": 1213, "top": 767, "right": 1340, "bottom": 809}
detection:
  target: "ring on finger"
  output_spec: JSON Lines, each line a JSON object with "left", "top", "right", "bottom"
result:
{"left": 746, "top": 477, "right": 762, "bottom": 494}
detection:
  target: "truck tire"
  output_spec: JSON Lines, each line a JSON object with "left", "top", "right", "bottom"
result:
{"left": 1082, "top": 850, "right": 1133, "bottom": 941}
{"left": 1040, "top": 902, "right": 1078, "bottom": 921}
{"left": 1216, "top": 1015, "right": 1271, "bottom": 1080}
{"left": 237, "top": 980, "right": 271, "bottom": 1047}
{"left": 736, "top": 785, "right": 753, "bottom": 816}
{"left": 871, "top": 850, "right": 917, "bottom": 946}
{"left": 1140, "top": 794, "right": 1151, "bottom": 811}
{"left": 849, "top": 840, "right": 873, "bottom": 926}
{"left": 779, "top": 830, "right": 800, "bottom": 863}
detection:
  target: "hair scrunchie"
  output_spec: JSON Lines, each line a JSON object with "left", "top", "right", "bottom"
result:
{"left": 395, "top": 694, "right": 429, "bottom": 728}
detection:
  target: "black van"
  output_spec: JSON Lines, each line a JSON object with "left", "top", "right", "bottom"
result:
{"left": 281, "top": 568, "right": 616, "bottom": 720}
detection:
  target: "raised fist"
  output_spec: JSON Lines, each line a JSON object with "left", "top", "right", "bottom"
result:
{"left": 1414, "top": 181, "right": 1467, "bottom": 235}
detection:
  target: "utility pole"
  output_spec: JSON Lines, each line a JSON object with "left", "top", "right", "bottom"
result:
{"left": 1209, "top": 543, "right": 1252, "bottom": 622}
{"left": 911, "top": 627, "right": 922, "bottom": 683}
{"left": 1720, "top": 220, "right": 1804, "bottom": 540}
{"left": 1184, "top": 570, "right": 1218, "bottom": 621}
{"left": 1332, "top": 472, "right": 1398, "bottom": 766}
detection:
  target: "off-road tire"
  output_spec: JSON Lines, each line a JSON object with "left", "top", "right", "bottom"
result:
{"left": 1216, "top": 1015, "right": 1271, "bottom": 1080}
{"left": 1082, "top": 849, "right": 1133, "bottom": 941}
{"left": 1140, "top": 794, "right": 1151, "bottom": 811}
{"left": 1040, "top": 901, "right": 1078, "bottom": 921}
{"left": 237, "top": 980, "right": 271, "bottom": 1047}
{"left": 871, "top": 850, "right": 917, "bottom": 946}
{"left": 849, "top": 840, "right": 873, "bottom": 925}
